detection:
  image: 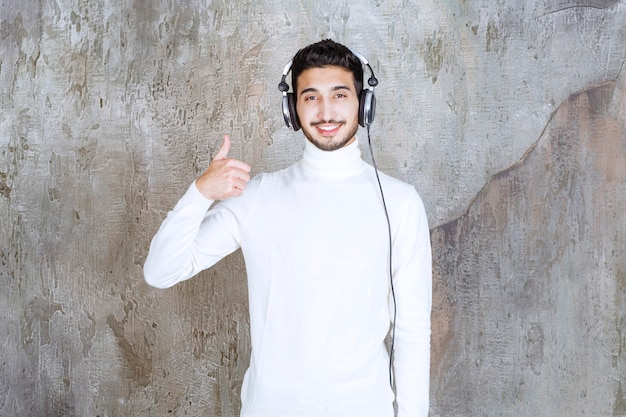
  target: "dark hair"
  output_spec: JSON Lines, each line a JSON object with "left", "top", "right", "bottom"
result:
{"left": 291, "top": 39, "right": 363, "bottom": 96}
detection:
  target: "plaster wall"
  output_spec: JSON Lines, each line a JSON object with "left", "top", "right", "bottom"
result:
{"left": 1, "top": 0, "right": 625, "bottom": 415}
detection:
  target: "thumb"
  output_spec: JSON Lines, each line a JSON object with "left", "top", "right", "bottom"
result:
{"left": 213, "top": 134, "right": 231, "bottom": 161}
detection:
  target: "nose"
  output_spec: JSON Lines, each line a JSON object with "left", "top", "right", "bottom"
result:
{"left": 317, "top": 97, "right": 334, "bottom": 122}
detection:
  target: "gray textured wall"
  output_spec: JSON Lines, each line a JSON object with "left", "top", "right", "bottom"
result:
{"left": 1, "top": 0, "right": 624, "bottom": 416}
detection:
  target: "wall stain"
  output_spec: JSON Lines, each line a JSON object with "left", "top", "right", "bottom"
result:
{"left": 75, "top": 136, "right": 98, "bottom": 171}
{"left": 522, "top": 322, "right": 545, "bottom": 376}
{"left": 79, "top": 310, "right": 96, "bottom": 358}
{"left": 614, "top": 381, "right": 626, "bottom": 416}
{"left": 21, "top": 297, "right": 64, "bottom": 354}
{"left": 3, "top": 109, "right": 31, "bottom": 198}
{"left": 423, "top": 33, "right": 444, "bottom": 84}
{"left": 485, "top": 18, "right": 508, "bottom": 54}
{"left": 106, "top": 298, "right": 154, "bottom": 387}
{"left": 192, "top": 328, "right": 216, "bottom": 359}
{"left": 0, "top": 172, "right": 11, "bottom": 199}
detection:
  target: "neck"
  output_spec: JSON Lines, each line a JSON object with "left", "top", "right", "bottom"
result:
{"left": 301, "top": 138, "right": 365, "bottom": 179}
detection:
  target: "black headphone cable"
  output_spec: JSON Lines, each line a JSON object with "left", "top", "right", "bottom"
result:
{"left": 365, "top": 124, "right": 397, "bottom": 393}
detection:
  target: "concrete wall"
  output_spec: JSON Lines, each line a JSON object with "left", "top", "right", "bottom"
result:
{"left": 1, "top": 0, "right": 624, "bottom": 415}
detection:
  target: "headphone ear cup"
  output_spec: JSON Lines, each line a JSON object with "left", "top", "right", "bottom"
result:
{"left": 287, "top": 93, "right": 300, "bottom": 131}
{"left": 282, "top": 93, "right": 300, "bottom": 131}
{"left": 359, "top": 89, "right": 376, "bottom": 127}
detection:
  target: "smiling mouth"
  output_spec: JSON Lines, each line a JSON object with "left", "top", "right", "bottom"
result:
{"left": 312, "top": 120, "right": 345, "bottom": 136}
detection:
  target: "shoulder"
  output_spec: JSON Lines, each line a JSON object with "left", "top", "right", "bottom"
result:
{"left": 371, "top": 171, "right": 431, "bottom": 241}
{"left": 367, "top": 169, "right": 429, "bottom": 232}
{"left": 217, "top": 164, "right": 297, "bottom": 210}
{"left": 248, "top": 162, "right": 301, "bottom": 189}
{"left": 375, "top": 170, "right": 425, "bottom": 208}
{"left": 248, "top": 164, "right": 294, "bottom": 187}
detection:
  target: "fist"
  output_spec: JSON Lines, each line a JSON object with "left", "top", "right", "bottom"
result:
{"left": 195, "top": 134, "right": 251, "bottom": 200}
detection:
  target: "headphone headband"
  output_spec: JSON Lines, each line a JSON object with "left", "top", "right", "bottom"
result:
{"left": 278, "top": 61, "right": 292, "bottom": 92}
{"left": 347, "top": 48, "right": 379, "bottom": 88}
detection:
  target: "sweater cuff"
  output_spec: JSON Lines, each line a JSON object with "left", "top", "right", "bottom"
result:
{"left": 172, "top": 181, "right": 215, "bottom": 213}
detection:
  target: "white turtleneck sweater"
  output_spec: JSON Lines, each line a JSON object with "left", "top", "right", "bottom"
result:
{"left": 144, "top": 139, "right": 432, "bottom": 417}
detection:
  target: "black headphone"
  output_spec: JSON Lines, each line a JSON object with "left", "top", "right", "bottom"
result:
{"left": 277, "top": 48, "right": 378, "bottom": 131}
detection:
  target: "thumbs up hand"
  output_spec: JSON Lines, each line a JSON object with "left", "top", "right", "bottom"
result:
{"left": 195, "top": 134, "right": 251, "bottom": 200}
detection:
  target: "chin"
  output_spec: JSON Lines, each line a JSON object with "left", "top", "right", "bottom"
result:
{"left": 303, "top": 127, "right": 358, "bottom": 152}
{"left": 309, "top": 138, "right": 352, "bottom": 152}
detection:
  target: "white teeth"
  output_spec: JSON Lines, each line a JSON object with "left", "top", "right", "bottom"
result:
{"left": 319, "top": 126, "right": 338, "bottom": 131}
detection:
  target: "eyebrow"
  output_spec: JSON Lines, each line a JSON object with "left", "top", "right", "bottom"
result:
{"left": 299, "top": 85, "right": 352, "bottom": 97}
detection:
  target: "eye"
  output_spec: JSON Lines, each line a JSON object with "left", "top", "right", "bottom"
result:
{"left": 335, "top": 90, "right": 352, "bottom": 99}
{"left": 304, "top": 95, "right": 317, "bottom": 101}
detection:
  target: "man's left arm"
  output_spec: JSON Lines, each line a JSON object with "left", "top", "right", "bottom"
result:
{"left": 391, "top": 190, "right": 432, "bottom": 417}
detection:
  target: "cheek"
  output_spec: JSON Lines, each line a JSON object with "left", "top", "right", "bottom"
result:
{"left": 296, "top": 102, "right": 320, "bottom": 125}
{"left": 344, "top": 100, "right": 360, "bottom": 120}
{"left": 295, "top": 101, "right": 310, "bottom": 117}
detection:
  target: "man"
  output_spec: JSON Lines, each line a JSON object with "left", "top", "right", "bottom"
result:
{"left": 144, "top": 39, "right": 432, "bottom": 417}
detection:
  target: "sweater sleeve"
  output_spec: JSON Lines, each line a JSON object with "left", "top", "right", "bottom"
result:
{"left": 143, "top": 181, "right": 243, "bottom": 289}
{"left": 391, "top": 190, "right": 432, "bottom": 417}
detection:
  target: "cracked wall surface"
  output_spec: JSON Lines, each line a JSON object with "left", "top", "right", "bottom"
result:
{"left": 1, "top": 0, "right": 625, "bottom": 416}
{"left": 430, "top": 74, "right": 626, "bottom": 416}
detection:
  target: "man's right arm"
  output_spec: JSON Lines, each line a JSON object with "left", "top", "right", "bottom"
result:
{"left": 143, "top": 134, "right": 251, "bottom": 288}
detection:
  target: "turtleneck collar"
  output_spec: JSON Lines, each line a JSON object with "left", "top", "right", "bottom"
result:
{"left": 300, "top": 138, "right": 366, "bottom": 179}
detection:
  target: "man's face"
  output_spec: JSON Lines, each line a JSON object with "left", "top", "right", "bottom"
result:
{"left": 295, "top": 66, "right": 360, "bottom": 152}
